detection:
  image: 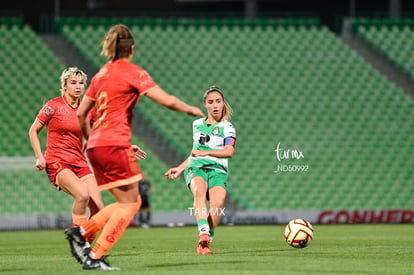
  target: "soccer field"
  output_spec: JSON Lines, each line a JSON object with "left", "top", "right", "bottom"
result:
{"left": 0, "top": 224, "right": 413, "bottom": 274}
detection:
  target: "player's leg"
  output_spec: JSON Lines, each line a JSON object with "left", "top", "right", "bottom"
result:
{"left": 81, "top": 174, "right": 104, "bottom": 217}
{"left": 190, "top": 176, "right": 209, "bottom": 235}
{"left": 59, "top": 169, "right": 95, "bottom": 264}
{"left": 80, "top": 174, "right": 104, "bottom": 243}
{"left": 146, "top": 198, "right": 151, "bottom": 225}
{"left": 145, "top": 207, "right": 151, "bottom": 226}
{"left": 140, "top": 195, "right": 150, "bottom": 228}
{"left": 57, "top": 168, "right": 90, "bottom": 227}
{"left": 89, "top": 182, "right": 141, "bottom": 259}
{"left": 189, "top": 176, "right": 213, "bottom": 254}
{"left": 206, "top": 170, "right": 228, "bottom": 243}
{"left": 66, "top": 146, "right": 142, "bottom": 269}
{"left": 207, "top": 186, "right": 227, "bottom": 241}
{"left": 81, "top": 145, "right": 138, "bottom": 242}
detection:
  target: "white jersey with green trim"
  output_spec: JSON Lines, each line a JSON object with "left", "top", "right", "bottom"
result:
{"left": 188, "top": 118, "right": 236, "bottom": 173}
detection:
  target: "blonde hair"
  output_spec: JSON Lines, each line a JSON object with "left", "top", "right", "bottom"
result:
{"left": 101, "top": 24, "right": 134, "bottom": 61}
{"left": 203, "top": 86, "right": 233, "bottom": 121}
{"left": 60, "top": 67, "right": 87, "bottom": 95}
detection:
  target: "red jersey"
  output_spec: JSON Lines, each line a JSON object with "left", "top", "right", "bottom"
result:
{"left": 85, "top": 59, "right": 157, "bottom": 149}
{"left": 36, "top": 96, "right": 88, "bottom": 167}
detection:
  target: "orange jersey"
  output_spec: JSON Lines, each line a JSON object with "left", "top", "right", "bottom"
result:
{"left": 36, "top": 96, "right": 87, "bottom": 166}
{"left": 85, "top": 59, "right": 157, "bottom": 148}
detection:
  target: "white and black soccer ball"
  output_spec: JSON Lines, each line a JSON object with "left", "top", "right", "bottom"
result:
{"left": 284, "top": 219, "right": 314, "bottom": 248}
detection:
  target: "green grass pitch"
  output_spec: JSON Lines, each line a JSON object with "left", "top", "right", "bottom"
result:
{"left": 0, "top": 224, "right": 413, "bottom": 274}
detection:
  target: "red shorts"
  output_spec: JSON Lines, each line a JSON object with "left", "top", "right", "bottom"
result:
{"left": 87, "top": 146, "right": 142, "bottom": 191}
{"left": 46, "top": 162, "right": 92, "bottom": 190}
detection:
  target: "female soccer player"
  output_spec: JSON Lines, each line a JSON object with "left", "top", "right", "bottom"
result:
{"left": 28, "top": 67, "right": 104, "bottom": 233}
{"left": 165, "top": 86, "right": 236, "bottom": 254}
{"left": 65, "top": 24, "right": 204, "bottom": 270}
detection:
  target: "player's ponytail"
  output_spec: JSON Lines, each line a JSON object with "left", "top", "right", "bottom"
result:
{"left": 222, "top": 100, "right": 233, "bottom": 121}
{"left": 101, "top": 24, "right": 134, "bottom": 61}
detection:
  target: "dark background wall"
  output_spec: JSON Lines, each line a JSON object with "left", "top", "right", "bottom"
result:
{"left": 1, "top": 0, "right": 414, "bottom": 32}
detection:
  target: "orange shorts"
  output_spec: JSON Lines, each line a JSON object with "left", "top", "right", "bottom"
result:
{"left": 46, "top": 162, "right": 92, "bottom": 190}
{"left": 87, "top": 146, "right": 142, "bottom": 191}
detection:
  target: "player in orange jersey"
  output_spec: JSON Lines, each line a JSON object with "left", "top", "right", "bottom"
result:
{"left": 29, "top": 67, "right": 104, "bottom": 235}
{"left": 64, "top": 24, "right": 204, "bottom": 270}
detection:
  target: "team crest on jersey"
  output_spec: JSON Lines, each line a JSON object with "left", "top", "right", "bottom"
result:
{"left": 212, "top": 127, "right": 220, "bottom": 135}
{"left": 43, "top": 106, "right": 54, "bottom": 115}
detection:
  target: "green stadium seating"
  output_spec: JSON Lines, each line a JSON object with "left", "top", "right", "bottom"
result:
{"left": 353, "top": 18, "right": 414, "bottom": 78}
{"left": 0, "top": 24, "right": 65, "bottom": 156}
{"left": 0, "top": 17, "right": 413, "bottom": 218}
{"left": 0, "top": 22, "right": 191, "bottom": 215}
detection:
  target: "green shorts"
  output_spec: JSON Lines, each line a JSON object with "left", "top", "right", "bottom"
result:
{"left": 184, "top": 166, "right": 228, "bottom": 191}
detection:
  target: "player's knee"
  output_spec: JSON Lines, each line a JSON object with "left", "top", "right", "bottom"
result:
{"left": 209, "top": 200, "right": 224, "bottom": 211}
{"left": 192, "top": 186, "right": 207, "bottom": 199}
{"left": 75, "top": 192, "right": 90, "bottom": 205}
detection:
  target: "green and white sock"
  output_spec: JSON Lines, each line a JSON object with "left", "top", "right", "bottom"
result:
{"left": 197, "top": 219, "right": 210, "bottom": 236}
{"left": 209, "top": 229, "right": 215, "bottom": 242}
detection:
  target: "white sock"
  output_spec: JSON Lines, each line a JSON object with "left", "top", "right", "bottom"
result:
{"left": 198, "top": 224, "right": 210, "bottom": 236}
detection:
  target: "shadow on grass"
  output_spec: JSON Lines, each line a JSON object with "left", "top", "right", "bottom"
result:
{"left": 146, "top": 260, "right": 246, "bottom": 268}
{"left": 0, "top": 268, "right": 30, "bottom": 272}
{"left": 219, "top": 247, "right": 297, "bottom": 255}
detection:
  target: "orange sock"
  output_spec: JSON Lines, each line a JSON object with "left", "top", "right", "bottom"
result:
{"left": 82, "top": 203, "right": 119, "bottom": 243}
{"left": 72, "top": 213, "right": 88, "bottom": 227}
{"left": 85, "top": 230, "right": 99, "bottom": 244}
{"left": 92, "top": 202, "right": 140, "bottom": 259}
{"left": 83, "top": 220, "right": 99, "bottom": 244}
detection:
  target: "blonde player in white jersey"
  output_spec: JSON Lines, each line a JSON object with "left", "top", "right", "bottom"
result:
{"left": 165, "top": 86, "right": 236, "bottom": 254}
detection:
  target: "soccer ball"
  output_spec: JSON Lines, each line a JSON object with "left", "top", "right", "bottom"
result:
{"left": 284, "top": 219, "right": 314, "bottom": 248}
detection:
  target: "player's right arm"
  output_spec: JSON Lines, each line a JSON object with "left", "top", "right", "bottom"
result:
{"left": 145, "top": 86, "right": 205, "bottom": 117}
{"left": 164, "top": 157, "right": 190, "bottom": 179}
{"left": 28, "top": 119, "right": 46, "bottom": 170}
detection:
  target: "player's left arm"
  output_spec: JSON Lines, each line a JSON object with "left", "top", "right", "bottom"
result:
{"left": 132, "top": 144, "right": 147, "bottom": 159}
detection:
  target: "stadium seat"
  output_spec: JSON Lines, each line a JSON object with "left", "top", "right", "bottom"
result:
{"left": 1, "top": 17, "right": 413, "bottom": 217}
{"left": 354, "top": 18, "right": 414, "bottom": 78}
